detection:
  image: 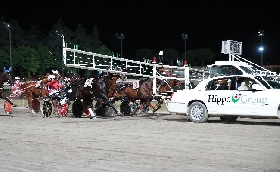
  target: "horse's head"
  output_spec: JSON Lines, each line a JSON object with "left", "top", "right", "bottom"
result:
{"left": 4, "top": 71, "right": 13, "bottom": 86}
{"left": 174, "top": 79, "right": 182, "bottom": 87}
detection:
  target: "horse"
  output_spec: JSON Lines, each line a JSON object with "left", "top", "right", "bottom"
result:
{"left": 137, "top": 78, "right": 158, "bottom": 113}
{"left": 153, "top": 79, "right": 179, "bottom": 113}
{"left": 19, "top": 77, "right": 49, "bottom": 114}
{"left": 0, "top": 70, "right": 17, "bottom": 107}
{"left": 156, "top": 78, "right": 177, "bottom": 93}
{"left": 115, "top": 78, "right": 156, "bottom": 115}
{"left": 115, "top": 83, "right": 139, "bottom": 116}
{"left": 78, "top": 73, "right": 121, "bottom": 118}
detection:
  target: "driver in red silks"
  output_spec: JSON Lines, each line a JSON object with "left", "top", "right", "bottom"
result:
{"left": 47, "top": 74, "right": 64, "bottom": 114}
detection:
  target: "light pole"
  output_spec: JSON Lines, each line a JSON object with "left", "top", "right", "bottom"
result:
{"left": 56, "top": 30, "right": 65, "bottom": 78}
{"left": 258, "top": 30, "right": 264, "bottom": 67}
{"left": 3, "top": 22, "right": 12, "bottom": 71}
{"left": 182, "top": 33, "right": 188, "bottom": 62}
{"left": 116, "top": 33, "right": 125, "bottom": 58}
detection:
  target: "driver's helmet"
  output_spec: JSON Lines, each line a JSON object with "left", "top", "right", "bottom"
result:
{"left": 48, "top": 74, "right": 55, "bottom": 81}
{"left": 52, "top": 70, "right": 59, "bottom": 75}
{"left": 14, "top": 76, "right": 20, "bottom": 83}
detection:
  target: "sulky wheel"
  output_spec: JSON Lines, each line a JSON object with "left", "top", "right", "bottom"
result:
{"left": 120, "top": 101, "right": 132, "bottom": 116}
{"left": 4, "top": 101, "right": 12, "bottom": 114}
{"left": 105, "top": 103, "right": 117, "bottom": 116}
{"left": 57, "top": 103, "right": 68, "bottom": 117}
{"left": 95, "top": 106, "right": 106, "bottom": 117}
{"left": 72, "top": 99, "right": 83, "bottom": 118}
{"left": 131, "top": 102, "right": 138, "bottom": 116}
{"left": 42, "top": 100, "right": 52, "bottom": 118}
{"left": 95, "top": 101, "right": 106, "bottom": 117}
{"left": 32, "top": 99, "right": 40, "bottom": 113}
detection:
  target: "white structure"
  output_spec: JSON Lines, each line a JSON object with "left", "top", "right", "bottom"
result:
{"left": 63, "top": 47, "right": 190, "bottom": 94}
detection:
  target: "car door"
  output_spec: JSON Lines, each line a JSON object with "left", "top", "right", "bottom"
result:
{"left": 203, "top": 77, "right": 236, "bottom": 115}
{"left": 232, "top": 76, "right": 278, "bottom": 117}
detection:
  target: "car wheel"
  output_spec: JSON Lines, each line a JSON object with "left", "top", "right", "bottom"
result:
{"left": 188, "top": 102, "right": 208, "bottom": 123}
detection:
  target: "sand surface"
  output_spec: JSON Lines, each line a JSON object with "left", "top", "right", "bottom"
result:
{"left": 0, "top": 107, "right": 280, "bottom": 172}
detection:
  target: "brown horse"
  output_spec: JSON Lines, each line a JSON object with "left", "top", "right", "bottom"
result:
{"left": 153, "top": 79, "right": 179, "bottom": 113}
{"left": 0, "top": 71, "right": 17, "bottom": 107}
{"left": 20, "top": 77, "right": 49, "bottom": 113}
{"left": 156, "top": 79, "right": 177, "bottom": 93}
{"left": 116, "top": 78, "right": 156, "bottom": 115}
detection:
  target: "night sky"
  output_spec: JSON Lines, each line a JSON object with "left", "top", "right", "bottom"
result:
{"left": 1, "top": 0, "right": 279, "bottom": 65}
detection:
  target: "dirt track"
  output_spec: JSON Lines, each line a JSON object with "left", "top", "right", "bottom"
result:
{"left": 0, "top": 107, "right": 280, "bottom": 172}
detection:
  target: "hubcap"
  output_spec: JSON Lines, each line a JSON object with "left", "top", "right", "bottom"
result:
{"left": 190, "top": 105, "right": 203, "bottom": 120}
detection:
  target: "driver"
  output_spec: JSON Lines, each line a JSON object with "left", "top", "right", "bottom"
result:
{"left": 11, "top": 76, "right": 22, "bottom": 97}
{"left": 47, "top": 74, "right": 64, "bottom": 114}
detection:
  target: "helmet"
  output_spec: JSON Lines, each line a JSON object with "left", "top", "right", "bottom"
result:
{"left": 15, "top": 76, "right": 20, "bottom": 80}
{"left": 52, "top": 70, "right": 59, "bottom": 74}
{"left": 48, "top": 75, "right": 55, "bottom": 80}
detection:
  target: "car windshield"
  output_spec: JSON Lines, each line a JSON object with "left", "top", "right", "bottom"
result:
{"left": 239, "top": 66, "right": 254, "bottom": 74}
{"left": 209, "top": 65, "right": 243, "bottom": 78}
{"left": 262, "top": 76, "right": 280, "bottom": 89}
{"left": 254, "top": 76, "right": 280, "bottom": 89}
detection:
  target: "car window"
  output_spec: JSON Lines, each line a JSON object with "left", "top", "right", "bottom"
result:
{"left": 236, "top": 77, "right": 256, "bottom": 90}
{"left": 209, "top": 65, "right": 243, "bottom": 78}
{"left": 206, "top": 78, "right": 231, "bottom": 90}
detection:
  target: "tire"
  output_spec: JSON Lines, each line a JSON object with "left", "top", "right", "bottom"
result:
{"left": 57, "top": 103, "right": 68, "bottom": 117}
{"left": 4, "top": 101, "right": 12, "bottom": 114}
{"left": 120, "top": 101, "right": 131, "bottom": 116}
{"left": 105, "top": 103, "right": 117, "bottom": 116}
{"left": 32, "top": 99, "right": 40, "bottom": 113}
{"left": 188, "top": 102, "right": 208, "bottom": 123}
{"left": 95, "top": 104, "right": 106, "bottom": 117}
{"left": 131, "top": 102, "right": 138, "bottom": 116}
{"left": 72, "top": 100, "right": 83, "bottom": 118}
{"left": 43, "top": 100, "right": 52, "bottom": 118}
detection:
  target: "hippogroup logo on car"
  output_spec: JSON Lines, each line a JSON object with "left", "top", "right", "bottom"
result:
{"left": 231, "top": 92, "right": 242, "bottom": 103}
{"left": 208, "top": 92, "right": 268, "bottom": 106}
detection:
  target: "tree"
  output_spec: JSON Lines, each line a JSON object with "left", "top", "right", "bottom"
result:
{"left": 13, "top": 46, "right": 40, "bottom": 77}
{"left": 0, "top": 48, "right": 10, "bottom": 69}
{"left": 181, "top": 48, "right": 215, "bottom": 66}
{"left": 135, "top": 49, "right": 153, "bottom": 61}
{"left": 91, "top": 25, "right": 102, "bottom": 51}
{"left": 36, "top": 44, "right": 57, "bottom": 76}
{"left": 184, "top": 50, "right": 199, "bottom": 66}
{"left": 196, "top": 48, "right": 215, "bottom": 66}
{"left": 95, "top": 45, "right": 112, "bottom": 55}
{"left": 162, "top": 49, "right": 179, "bottom": 65}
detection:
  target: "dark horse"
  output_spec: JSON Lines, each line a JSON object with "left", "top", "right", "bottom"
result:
{"left": 78, "top": 73, "right": 121, "bottom": 118}
{"left": 0, "top": 70, "right": 17, "bottom": 107}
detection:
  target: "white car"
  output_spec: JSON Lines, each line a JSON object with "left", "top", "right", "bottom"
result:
{"left": 168, "top": 74, "right": 280, "bottom": 123}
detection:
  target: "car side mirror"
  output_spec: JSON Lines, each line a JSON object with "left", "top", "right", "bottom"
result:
{"left": 251, "top": 84, "right": 264, "bottom": 91}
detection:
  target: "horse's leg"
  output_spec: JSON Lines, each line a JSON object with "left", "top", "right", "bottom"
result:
{"left": 52, "top": 99, "right": 57, "bottom": 114}
{"left": 28, "top": 97, "right": 34, "bottom": 114}
{"left": 101, "top": 93, "right": 118, "bottom": 113}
